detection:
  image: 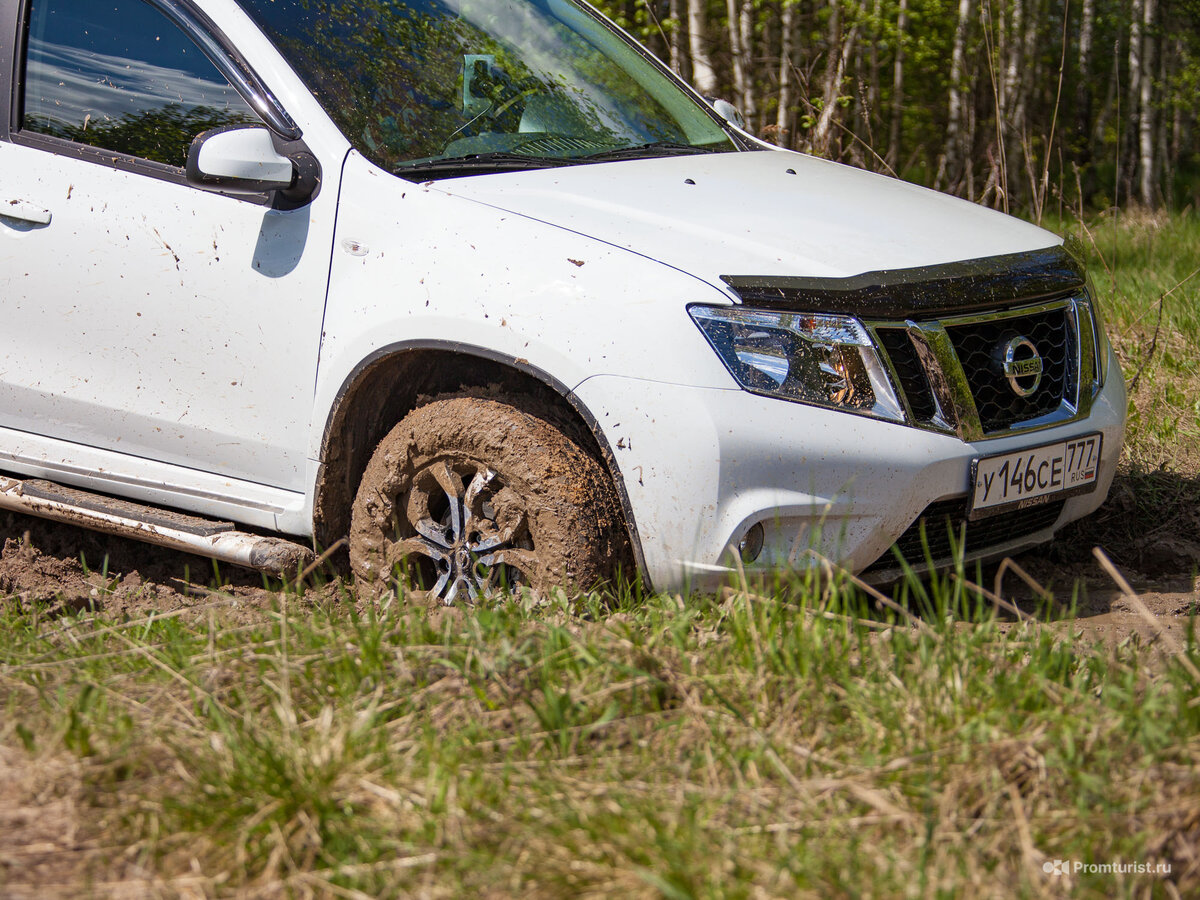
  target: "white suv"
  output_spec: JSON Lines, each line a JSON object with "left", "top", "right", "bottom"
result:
{"left": 0, "top": 0, "right": 1125, "bottom": 601}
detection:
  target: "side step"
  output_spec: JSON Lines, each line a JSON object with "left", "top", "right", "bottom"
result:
{"left": 0, "top": 476, "right": 314, "bottom": 577}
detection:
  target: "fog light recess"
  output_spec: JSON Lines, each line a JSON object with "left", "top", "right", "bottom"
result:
{"left": 738, "top": 522, "right": 765, "bottom": 564}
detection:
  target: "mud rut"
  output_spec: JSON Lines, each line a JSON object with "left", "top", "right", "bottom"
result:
{"left": 0, "top": 469, "right": 1195, "bottom": 634}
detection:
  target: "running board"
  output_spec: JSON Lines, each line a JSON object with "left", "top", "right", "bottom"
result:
{"left": 0, "top": 476, "right": 314, "bottom": 577}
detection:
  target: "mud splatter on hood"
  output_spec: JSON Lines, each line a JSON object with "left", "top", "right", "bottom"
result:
{"left": 435, "top": 149, "right": 1061, "bottom": 289}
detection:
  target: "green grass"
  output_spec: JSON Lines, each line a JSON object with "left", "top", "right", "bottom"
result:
{"left": 1057, "top": 209, "right": 1200, "bottom": 464}
{"left": 1045, "top": 210, "right": 1200, "bottom": 568}
{"left": 2, "top": 575, "right": 1197, "bottom": 898}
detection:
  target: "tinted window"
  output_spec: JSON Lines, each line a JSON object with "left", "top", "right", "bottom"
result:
{"left": 22, "top": 0, "right": 261, "bottom": 167}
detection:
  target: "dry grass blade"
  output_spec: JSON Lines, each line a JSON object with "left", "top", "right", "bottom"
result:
{"left": 291, "top": 538, "right": 348, "bottom": 589}
{"left": 1093, "top": 546, "right": 1200, "bottom": 685}
{"left": 952, "top": 573, "right": 1035, "bottom": 624}
{"left": 1127, "top": 265, "right": 1200, "bottom": 393}
{"left": 804, "top": 550, "right": 941, "bottom": 641}
{"left": 991, "top": 557, "right": 1052, "bottom": 609}
{"left": 718, "top": 585, "right": 893, "bottom": 630}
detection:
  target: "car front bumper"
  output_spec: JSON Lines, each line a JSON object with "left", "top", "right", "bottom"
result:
{"left": 572, "top": 346, "right": 1126, "bottom": 592}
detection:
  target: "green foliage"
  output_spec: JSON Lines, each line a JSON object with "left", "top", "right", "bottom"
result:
{"left": 26, "top": 104, "right": 256, "bottom": 168}
{"left": 599, "top": 0, "right": 1199, "bottom": 212}
{"left": 1, "top": 565, "right": 1197, "bottom": 895}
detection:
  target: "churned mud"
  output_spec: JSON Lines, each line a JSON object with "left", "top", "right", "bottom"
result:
{"left": 0, "top": 468, "right": 1191, "bottom": 634}
{"left": 0, "top": 510, "right": 297, "bottom": 626}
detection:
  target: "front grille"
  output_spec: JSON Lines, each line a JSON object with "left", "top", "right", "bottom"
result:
{"left": 945, "top": 307, "right": 1075, "bottom": 432}
{"left": 863, "top": 497, "right": 1065, "bottom": 575}
{"left": 876, "top": 328, "right": 938, "bottom": 422}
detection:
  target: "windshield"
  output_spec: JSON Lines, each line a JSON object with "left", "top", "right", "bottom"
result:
{"left": 238, "top": 0, "right": 738, "bottom": 177}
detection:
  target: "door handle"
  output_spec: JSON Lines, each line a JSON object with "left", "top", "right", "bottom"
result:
{"left": 2, "top": 200, "right": 53, "bottom": 226}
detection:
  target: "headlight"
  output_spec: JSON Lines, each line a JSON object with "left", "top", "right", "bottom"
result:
{"left": 689, "top": 305, "right": 905, "bottom": 422}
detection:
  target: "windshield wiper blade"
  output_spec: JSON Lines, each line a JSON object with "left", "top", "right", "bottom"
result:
{"left": 395, "top": 152, "right": 568, "bottom": 179}
{"left": 578, "top": 141, "right": 717, "bottom": 162}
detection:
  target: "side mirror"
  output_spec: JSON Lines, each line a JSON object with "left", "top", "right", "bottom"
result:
{"left": 706, "top": 97, "right": 746, "bottom": 131}
{"left": 186, "top": 126, "right": 320, "bottom": 207}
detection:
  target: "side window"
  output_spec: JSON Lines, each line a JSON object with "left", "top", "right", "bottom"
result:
{"left": 21, "top": 0, "right": 262, "bottom": 168}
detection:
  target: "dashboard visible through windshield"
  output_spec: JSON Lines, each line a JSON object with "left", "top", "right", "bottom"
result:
{"left": 237, "top": 0, "right": 738, "bottom": 178}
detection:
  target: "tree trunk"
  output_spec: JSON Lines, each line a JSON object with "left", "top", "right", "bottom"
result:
{"left": 668, "top": 0, "right": 685, "bottom": 73}
{"left": 862, "top": 0, "right": 881, "bottom": 161}
{"left": 888, "top": 0, "right": 908, "bottom": 168}
{"left": 1127, "top": 0, "right": 1144, "bottom": 205}
{"left": 687, "top": 0, "right": 718, "bottom": 94}
{"left": 776, "top": 0, "right": 797, "bottom": 144}
{"left": 739, "top": 0, "right": 758, "bottom": 120}
{"left": 1074, "top": 0, "right": 1095, "bottom": 202}
{"left": 813, "top": 3, "right": 858, "bottom": 157}
{"left": 937, "top": 0, "right": 973, "bottom": 191}
{"left": 1137, "top": 0, "right": 1157, "bottom": 206}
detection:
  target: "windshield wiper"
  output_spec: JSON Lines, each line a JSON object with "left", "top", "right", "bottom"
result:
{"left": 578, "top": 141, "right": 718, "bottom": 162}
{"left": 395, "top": 152, "right": 569, "bottom": 180}
{"left": 395, "top": 142, "right": 720, "bottom": 180}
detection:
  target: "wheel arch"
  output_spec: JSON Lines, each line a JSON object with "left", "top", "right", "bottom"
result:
{"left": 313, "top": 341, "right": 648, "bottom": 585}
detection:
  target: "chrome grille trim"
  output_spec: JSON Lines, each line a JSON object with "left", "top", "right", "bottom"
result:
{"left": 867, "top": 293, "right": 1099, "bottom": 439}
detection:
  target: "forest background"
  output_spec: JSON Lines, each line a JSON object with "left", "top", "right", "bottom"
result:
{"left": 593, "top": 0, "right": 1200, "bottom": 217}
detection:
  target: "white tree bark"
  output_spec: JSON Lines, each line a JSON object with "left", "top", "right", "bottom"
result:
{"left": 813, "top": 2, "right": 858, "bottom": 155}
{"left": 687, "top": 0, "right": 718, "bottom": 94}
{"left": 668, "top": 0, "right": 685, "bottom": 73}
{"left": 888, "top": 0, "right": 908, "bottom": 166}
{"left": 776, "top": 0, "right": 797, "bottom": 141}
{"left": 1075, "top": 0, "right": 1094, "bottom": 151}
{"left": 739, "top": 0, "right": 758, "bottom": 118}
{"left": 1138, "top": 0, "right": 1157, "bottom": 205}
{"left": 938, "top": 0, "right": 973, "bottom": 189}
{"left": 726, "top": 0, "right": 750, "bottom": 110}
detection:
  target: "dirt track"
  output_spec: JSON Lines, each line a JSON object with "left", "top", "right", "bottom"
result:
{"left": 0, "top": 468, "right": 1195, "bottom": 641}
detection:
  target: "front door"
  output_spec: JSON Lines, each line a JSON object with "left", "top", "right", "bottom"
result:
{"left": 0, "top": 0, "right": 337, "bottom": 491}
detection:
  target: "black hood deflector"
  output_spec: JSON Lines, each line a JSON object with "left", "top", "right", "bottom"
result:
{"left": 721, "top": 245, "right": 1086, "bottom": 319}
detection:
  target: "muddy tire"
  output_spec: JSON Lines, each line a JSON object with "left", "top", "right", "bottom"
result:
{"left": 350, "top": 396, "right": 629, "bottom": 603}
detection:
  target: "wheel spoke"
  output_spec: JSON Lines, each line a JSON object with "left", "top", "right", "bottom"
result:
{"left": 429, "top": 460, "right": 465, "bottom": 537}
{"left": 477, "top": 547, "right": 538, "bottom": 578}
{"left": 413, "top": 516, "right": 454, "bottom": 549}
{"left": 462, "top": 572, "right": 484, "bottom": 603}
{"left": 496, "top": 507, "right": 526, "bottom": 545}
{"left": 386, "top": 537, "right": 447, "bottom": 567}
{"left": 463, "top": 467, "right": 495, "bottom": 524}
{"left": 490, "top": 488, "right": 527, "bottom": 544}
{"left": 470, "top": 533, "right": 505, "bottom": 552}
{"left": 430, "top": 569, "right": 452, "bottom": 602}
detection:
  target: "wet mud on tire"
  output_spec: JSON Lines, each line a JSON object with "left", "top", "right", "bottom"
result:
{"left": 349, "top": 395, "right": 632, "bottom": 604}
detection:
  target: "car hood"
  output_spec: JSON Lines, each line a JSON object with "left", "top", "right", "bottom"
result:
{"left": 435, "top": 149, "right": 1061, "bottom": 292}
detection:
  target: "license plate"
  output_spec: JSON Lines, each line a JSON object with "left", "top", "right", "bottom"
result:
{"left": 969, "top": 433, "right": 1103, "bottom": 519}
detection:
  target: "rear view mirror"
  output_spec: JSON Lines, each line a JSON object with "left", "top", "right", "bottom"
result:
{"left": 462, "top": 54, "right": 496, "bottom": 116}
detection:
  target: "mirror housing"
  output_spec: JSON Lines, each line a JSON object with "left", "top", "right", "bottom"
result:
{"left": 705, "top": 97, "right": 746, "bottom": 130}
{"left": 186, "top": 126, "right": 320, "bottom": 207}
